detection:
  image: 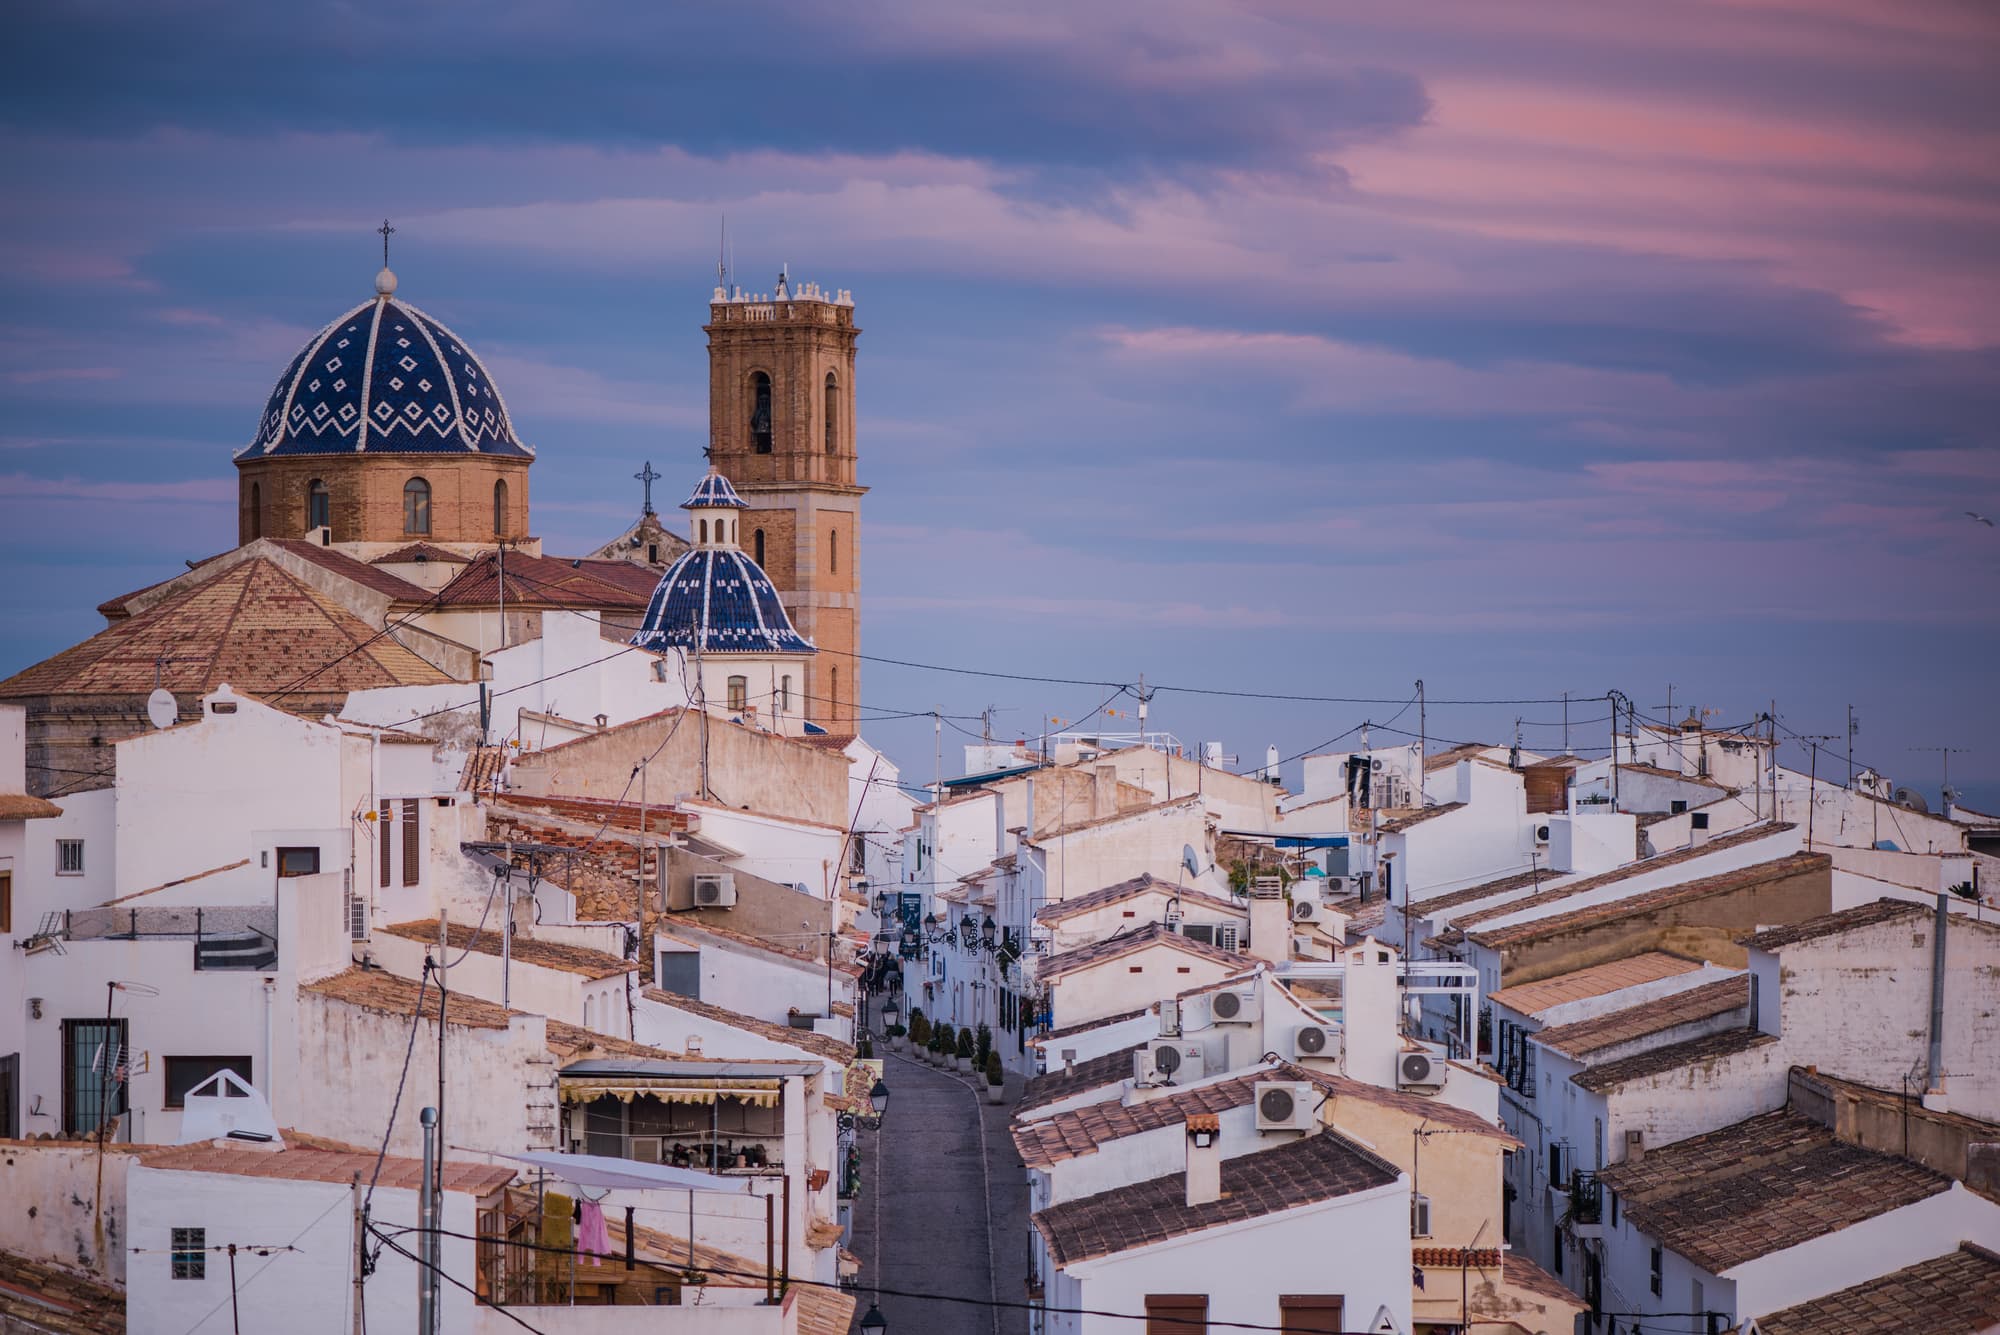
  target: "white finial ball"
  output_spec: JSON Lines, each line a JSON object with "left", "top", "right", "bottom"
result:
{"left": 375, "top": 266, "right": 398, "bottom": 297}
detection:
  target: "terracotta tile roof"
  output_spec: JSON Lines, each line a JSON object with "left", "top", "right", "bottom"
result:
{"left": 1026, "top": 795, "right": 1205, "bottom": 844}
{"left": 1424, "top": 742, "right": 1498, "bottom": 772}
{"left": 1, "top": 558, "right": 453, "bottom": 701}
{"left": 1376, "top": 802, "right": 1465, "bottom": 834}
{"left": 263, "top": 539, "right": 433, "bottom": 601}
{"left": 1409, "top": 864, "right": 1573, "bottom": 916}
{"left": 794, "top": 1286, "right": 858, "bottom": 1335}
{"left": 0, "top": 1251, "right": 126, "bottom": 1335}
{"left": 1738, "top": 896, "right": 1929, "bottom": 952}
{"left": 1016, "top": 1063, "right": 1511, "bottom": 1169}
{"left": 139, "top": 1141, "right": 516, "bottom": 1194}
{"left": 543, "top": 1018, "right": 695, "bottom": 1065}
{"left": 1413, "top": 1245, "right": 1501, "bottom": 1268}
{"left": 303, "top": 966, "right": 513, "bottom": 1028}
{"left": 460, "top": 744, "right": 507, "bottom": 794}
{"left": 1754, "top": 1242, "right": 2000, "bottom": 1335}
{"left": 430, "top": 551, "right": 653, "bottom": 610}
{"left": 1467, "top": 851, "right": 1828, "bottom": 949}
{"left": 1487, "top": 952, "right": 1703, "bottom": 1018}
{"left": 567, "top": 558, "right": 671, "bottom": 600}
{"left": 1028, "top": 1008, "right": 1149, "bottom": 1047}
{"left": 1035, "top": 873, "right": 1244, "bottom": 925}
{"left": 1032, "top": 1129, "right": 1399, "bottom": 1265}
{"left": 643, "top": 988, "right": 854, "bottom": 1063}
{"left": 382, "top": 920, "right": 634, "bottom": 980}
{"left": 1595, "top": 1110, "right": 1951, "bottom": 1273}
{"left": 0, "top": 793, "right": 63, "bottom": 820}
{"left": 1573, "top": 1026, "right": 1774, "bottom": 1092}
{"left": 656, "top": 917, "right": 861, "bottom": 978}
{"left": 372, "top": 542, "right": 473, "bottom": 565}
{"left": 1533, "top": 975, "right": 1748, "bottom": 1058}
{"left": 1498, "top": 1252, "right": 1584, "bottom": 1309}
{"left": 1039, "top": 921, "right": 1245, "bottom": 982}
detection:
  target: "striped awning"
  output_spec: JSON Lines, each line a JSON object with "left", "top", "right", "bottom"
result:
{"left": 558, "top": 1076, "right": 782, "bottom": 1107}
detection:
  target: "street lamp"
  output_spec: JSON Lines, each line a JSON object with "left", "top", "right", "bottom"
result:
{"left": 980, "top": 915, "right": 997, "bottom": 950}
{"left": 860, "top": 1303, "right": 888, "bottom": 1333}
{"left": 869, "top": 1079, "right": 890, "bottom": 1119}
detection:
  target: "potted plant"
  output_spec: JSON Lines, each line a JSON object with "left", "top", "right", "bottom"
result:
{"left": 928, "top": 1029, "right": 945, "bottom": 1065}
{"left": 984, "top": 1051, "right": 1005, "bottom": 1104}
{"left": 909, "top": 1014, "right": 931, "bottom": 1059}
{"left": 955, "top": 1028, "right": 974, "bottom": 1072}
{"left": 885, "top": 1022, "right": 906, "bottom": 1052}
{"left": 975, "top": 1023, "right": 993, "bottom": 1070}
{"left": 935, "top": 1023, "right": 955, "bottom": 1068}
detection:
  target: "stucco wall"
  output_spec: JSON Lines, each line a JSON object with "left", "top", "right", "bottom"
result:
{"left": 0, "top": 1142, "right": 132, "bottom": 1283}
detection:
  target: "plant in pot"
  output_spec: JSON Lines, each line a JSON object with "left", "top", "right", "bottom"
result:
{"left": 974, "top": 1023, "right": 993, "bottom": 1070}
{"left": 955, "top": 1027, "right": 974, "bottom": 1072}
{"left": 935, "top": 1023, "right": 955, "bottom": 1068}
{"left": 885, "top": 1022, "right": 906, "bottom": 1052}
{"left": 984, "top": 1051, "right": 1005, "bottom": 1104}
{"left": 909, "top": 1014, "right": 931, "bottom": 1058}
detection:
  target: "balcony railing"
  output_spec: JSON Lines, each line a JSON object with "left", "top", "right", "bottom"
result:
{"left": 60, "top": 907, "right": 278, "bottom": 971}
{"left": 1568, "top": 1170, "right": 1603, "bottom": 1226}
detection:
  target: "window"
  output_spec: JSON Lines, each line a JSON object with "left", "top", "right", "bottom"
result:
{"left": 750, "top": 371, "right": 773, "bottom": 453}
{"left": 307, "top": 478, "right": 330, "bottom": 531}
{"left": 1278, "top": 1296, "right": 1343, "bottom": 1334}
{"left": 753, "top": 529, "right": 765, "bottom": 566}
{"left": 0, "top": 871, "right": 10, "bottom": 932}
{"left": 726, "top": 676, "right": 748, "bottom": 712}
{"left": 778, "top": 675, "right": 792, "bottom": 711}
{"left": 493, "top": 479, "right": 508, "bottom": 536}
{"left": 379, "top": 801, "right": 392, "bottom": 888}
{"left": 830, "top": 665, "right": 839, "bottom": 712}
{"left": 1553, "top": 1224, "right": 1564, "bottom": 1275}
{"left": 657, "top": 951, "right": 700, "bottom": 1000}
{"left": 62, "top": 1018, "right": 128, "bottom": 1135}
{"left": 164, "top": 1056, "right": 253, "bottom": 1108}
{"left": 401, "top": 799, "right": 420, "bottom": 886}
{"left": 248, "top": 483, "right": 262, "bottom": 539}
{"left": 1145, "top": 1295, "right": 1207, "bottom": 1334}
{"left": 275, "top": 847, "right": 320, "bottom": 879}
{"left": 829, "top": 529, "right": 838, "bottom": 573}
{"left": 700, "top": 518, "right": 709, "bottom": 544}
{"left": 403, "top": 477, "right": 431, "bottom": 535}
{"left": 56, "top": 839, "right": 84, "bottom": 875}
{"left": 1649, "top": 1245, "right": 1662, "bottom": 1297}
{"left": 171, "top": 1227, "right": 206, "bottom": 1280}
{"left": 824, "top": 372, "right": 838, "bottom": 454}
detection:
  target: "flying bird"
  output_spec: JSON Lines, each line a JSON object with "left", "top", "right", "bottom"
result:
{"left": 1969, "top": 511, "right": 1995, "bottom": 527}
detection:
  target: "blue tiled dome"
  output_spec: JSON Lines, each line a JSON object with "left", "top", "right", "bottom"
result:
{"left": 685, "top": 470, "right": 749, "bottom": 509}
{"left": 237, "top": 283, "right": 532, "bottom": 459}
{"left": 630, "top": 549, "right": 815, "bottom": 655}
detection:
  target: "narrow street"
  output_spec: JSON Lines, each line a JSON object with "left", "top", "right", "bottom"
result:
{"left": 848, "top": 1044, "right": 1031, "bottom": 1335}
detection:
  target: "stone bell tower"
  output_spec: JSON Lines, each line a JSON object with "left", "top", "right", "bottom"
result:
{"left": 705, "top": 272, "right": 864, "bottom": 730}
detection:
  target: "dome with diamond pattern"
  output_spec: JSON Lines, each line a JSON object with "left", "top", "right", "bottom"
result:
{"left": 237, "top": 273, "right": 533, "bottom": 459}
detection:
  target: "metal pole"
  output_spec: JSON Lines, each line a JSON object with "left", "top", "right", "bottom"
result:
{"left": 351, "top": 1172, "right": 366, "bottom": 1335}
{"left": 228, "top": 1244, "right": 241, "bottom": 1335}
{"left": 418, "top": 1107, "right": 438, "bottom": 1335}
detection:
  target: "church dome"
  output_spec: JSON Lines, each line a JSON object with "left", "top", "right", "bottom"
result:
{"left": 630, "top": 468, "right": 813, "bottom": 656}
{"left": 237, "top": 274, "right": 533, "bottom": 460}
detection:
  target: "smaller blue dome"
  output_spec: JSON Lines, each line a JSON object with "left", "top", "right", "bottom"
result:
{"left": 685, "top": 470, "right": 749, "bottom": 509}
{"left": 631, "top": 549, "right": 814, "bottom": 656}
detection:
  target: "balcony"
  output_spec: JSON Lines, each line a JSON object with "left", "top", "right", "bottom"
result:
{"left": 1566, "top": 1170, "right": 1604, "bottom": 1239}
{"left": 61, "top": 907, "right": 278, "bottom": 971}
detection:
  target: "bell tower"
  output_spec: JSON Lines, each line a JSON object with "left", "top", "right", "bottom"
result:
{"left": 705, "top": 272, "right": 864, "bottom": 730}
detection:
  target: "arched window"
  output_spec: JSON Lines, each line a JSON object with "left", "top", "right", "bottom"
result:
{"left": 750, "top": 371, "right": 773, "bottom": 453}
{"left": 492, "top": 479, "right": 508, "bottom": 536}
{"left": 403, "top": 477, "right": 431, "bottom": 535}
{"left": 727, "top": 675, "right": 748, "bottom": 712}
{"left": 307, "top": 478, "right": 329, "bottom": 532}
{"left": 700, "top": 518, "right": 709, "bottom": 544}
{"left": 824, "top": 372, "right": 839, "bottom": 454}
{"left": 753, "top": 529, "right": 765, "bottom": 566}
{"left": 249, "top": 483, "right": 262, "bottom": 540}
{"left": 779, "top": 675, "right": 792, "bottom": 711}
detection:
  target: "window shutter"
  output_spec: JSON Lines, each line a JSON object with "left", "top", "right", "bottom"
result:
{"left": 401, "top": 799, "right": 420, "bottom": 886}
{"left": 380, "top": 802, "right": 392, "bottom": 887}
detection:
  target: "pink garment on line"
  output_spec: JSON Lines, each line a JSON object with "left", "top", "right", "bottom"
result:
{"left": 577, "top": 1200, "right": 611, "bottom": 1267}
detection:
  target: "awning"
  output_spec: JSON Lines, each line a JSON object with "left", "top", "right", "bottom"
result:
{"left": 491, "top": 1150, "right": 754, "bottom": 1195}
{"left": 558, "top": 1075, "right": 783, "bottom": 1107}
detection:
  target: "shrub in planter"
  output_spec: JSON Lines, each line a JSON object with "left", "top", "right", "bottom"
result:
{"left": 955, "top": 1028, "right": 975, "bottom": 1071}
{"left": 935, "top": 1024, "right": 955, "bottom": 1067}
{"left": 984, "top": 1051, "right": 1005, "bottom": 1103}
{"left": 885, "top": 1023, "right": 906, "bottom": 1051}
{"left": 909, "top": 1015, "right": 931, "bottom": 1055}
{"left": 975, "top": 1023, "right": 994, "bottom": 1069}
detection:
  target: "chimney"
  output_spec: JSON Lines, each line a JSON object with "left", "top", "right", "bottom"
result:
{"left": 1248, "top": 877, "right": 1289, "bottom": 964}
{"left": 1093, "top": 764, "right": 1118, "bottom": 820}
{"left": 993, "top": 790, "right": 1008, "bottom": 858}
{"left": 1185, "top": 1114, "right": 1222, "bottom": 1207}
{"left": 1341, "top": 937, "right": 1400, "bottom": 1089}
{"left": 1924, "top": 892, "right": 1951, "bottom": 1112}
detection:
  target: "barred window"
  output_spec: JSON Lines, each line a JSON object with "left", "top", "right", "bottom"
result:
{"left": 172, "top": 1227, "right": 206, "bottom": 1280}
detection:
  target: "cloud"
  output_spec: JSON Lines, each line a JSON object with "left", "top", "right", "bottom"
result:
{"left": 0, "top": 473, "right": 234, "bottom": 503}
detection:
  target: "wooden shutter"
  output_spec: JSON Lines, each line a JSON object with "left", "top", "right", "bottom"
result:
{"left": 1144, "top": 1295, "right": 1206, "bottom": 1334}
{"left": 1278, "top": 1296, "right": 1343, "bottom": 1334}
{"left": 380, "top": 802, "right": 393, "bottom": 887}
{"left": 401, "top": 799, "right": 420, "bottom": 886}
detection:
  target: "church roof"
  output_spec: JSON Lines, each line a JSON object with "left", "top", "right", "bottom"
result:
{"left": 0, "top": 558, "right": 454, "bottom": 701}
{"left": 238, "top": 281, "right": 532, "bottom": 460}
{"left": 630, "top": 548, "right": 814, "bottom": 656}
{"left": 684, "top": 470, "right": 749, "bottom": 509}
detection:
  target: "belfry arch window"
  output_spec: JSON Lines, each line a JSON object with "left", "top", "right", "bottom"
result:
{"left": 492, "top": 479, "right": 508, "bottom": 536}
{"left": 726, "top": 675, "right": 748, "bottom": 712}
{"left": 824, "top": 372, "right": 839, "bottom": 454}
{"left": 754, "top": 529, "right": 766, "bottom": 566}
{"left": 700, "top": 518, "right": 709, "bottom": 544}
{"left": 779, "top": 675, "right": 792, "bottom": 711}
{"left": 307, "top": 478, "right": 330, "bottom": 532}
{"left": 403, "top": 477, "right": 431, "bottom": 535}
{"left": 750, "top": 371, "right": 773, "bottom": 454}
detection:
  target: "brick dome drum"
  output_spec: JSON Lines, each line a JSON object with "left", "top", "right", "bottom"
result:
{"left": 238, "top": 286, "right": 532, "bottom": 459}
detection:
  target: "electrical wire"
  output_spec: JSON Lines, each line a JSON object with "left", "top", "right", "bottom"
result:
{"left": 363, "top": 959, "right": 432, "bottom": 1211}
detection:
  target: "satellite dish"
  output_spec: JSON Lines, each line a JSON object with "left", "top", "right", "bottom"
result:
{"left": 146, "top": 688, "right": 178, "bottom": 730}
{"left": 1892, "top": 787, "right": 1931, "bottom": 814}
{"left": 1181, "top": 844, "right": 1200, "bottom": 879}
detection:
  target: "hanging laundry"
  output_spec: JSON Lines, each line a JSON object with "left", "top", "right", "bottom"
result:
{"left": 577, "top": 1199, "right": 611, "bottom": 1268}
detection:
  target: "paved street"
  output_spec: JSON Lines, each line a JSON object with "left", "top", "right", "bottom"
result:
{"left": 848, "top": 1044, "right": 1030, "bottom": 1335}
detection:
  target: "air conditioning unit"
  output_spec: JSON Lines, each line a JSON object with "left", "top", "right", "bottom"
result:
{"left": 1134, "top": 1039, "right": 1205, "bottom": 1087}
{"left": 1534, "top": 823, "right": 1552, "bottom": 845}
{"left": 1158, "top": 999, "right": 1182, "bottom": 1036}
{"left": 1397, "top": 1051, "right": 1440, "bottom": 1088}
{"left": 692, "top": 873, "right": 737, "bottom": 908}
{"left": 1209, "top": 989, "right": 1259, "bottom": 1025}
{"left": 1291, "top": 900, "right": 1324, "bottom": 925}
{"left": 1410, "top": 1192, "right": 1432, "bottom": 1239}
{"left": 1253, "top": 1080, "right": 1316, "bottom": 1133}
{"left": 1292, "top": 1023, "right": 1339, "bottom": 1060}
